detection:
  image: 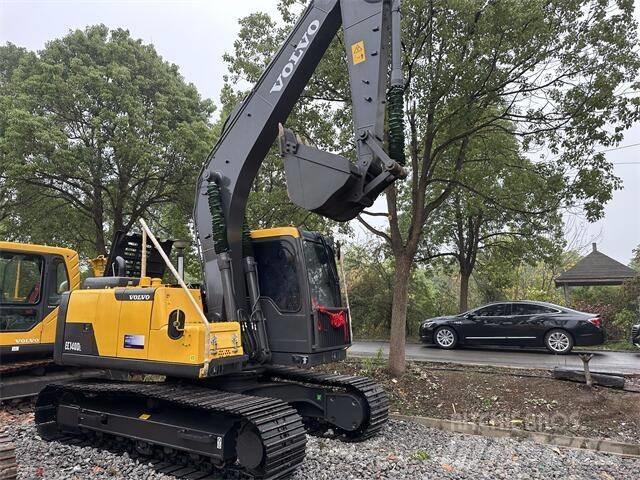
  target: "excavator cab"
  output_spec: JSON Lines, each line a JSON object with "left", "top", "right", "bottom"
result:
{"left": 251, "top": 228, "right": 349, "bottom": 366}
{"left": 0, "top": 242, "right": 80, "bottom": 359}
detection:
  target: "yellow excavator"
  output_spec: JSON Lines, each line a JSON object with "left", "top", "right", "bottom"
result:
{"left": 0, "top": 242, "right": 104, "bottom": 401}
{"left": 33, "top": 1, "right": 407, "bottom": 478}
{"left": 0, "top": 232, "right": 175, "bottom": 402}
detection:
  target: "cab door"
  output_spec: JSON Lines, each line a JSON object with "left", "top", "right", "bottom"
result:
{"left": 0, "top": 251, "right": 46, "bottom": 353}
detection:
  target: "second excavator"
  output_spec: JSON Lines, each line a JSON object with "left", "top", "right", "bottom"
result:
{"left": 35, "top": 1, "right": 406, "bottom": 478}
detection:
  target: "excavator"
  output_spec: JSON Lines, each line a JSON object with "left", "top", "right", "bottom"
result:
{"left": 33, "top": 1, "right": 407, "bottom": 478}
{"left": 0, "top": 241, "right": 100, "bottom": 401}
{"left": 0, "top": 234, "right": 172, "bottom": 402}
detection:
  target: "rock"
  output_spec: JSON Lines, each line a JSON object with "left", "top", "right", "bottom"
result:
{"left": 2, "top": 415, "right": 640, "bottom": 479}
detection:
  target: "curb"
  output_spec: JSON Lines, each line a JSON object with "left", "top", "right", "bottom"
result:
{"left": 390, "top": 414, "right": 640, "bottom": 458}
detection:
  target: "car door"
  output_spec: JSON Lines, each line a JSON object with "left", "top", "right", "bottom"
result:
{"left": 510, "top": 303, "right": 555, "bottom": 345}
{"left": 464, "top": 303, "right": 511, "bottom": 345}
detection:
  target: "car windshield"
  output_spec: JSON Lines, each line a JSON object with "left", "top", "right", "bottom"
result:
{"left": 303, "top": 239, "right": 341, "bottom": 308}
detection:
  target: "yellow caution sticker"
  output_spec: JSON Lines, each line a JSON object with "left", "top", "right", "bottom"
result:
{"left": 139, "top": 413, "right": 151, "bottom": 420}
{"left": 351, "top": 41, "right": 366, "bottom": 65}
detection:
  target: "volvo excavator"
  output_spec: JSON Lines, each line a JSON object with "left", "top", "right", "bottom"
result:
{"left": 0, "top": 234, "right": 172, "bottom": 402}
{"left": 0, "top": 241, "right": 102, "bottom": 401}
{"left": 33, "top": 1, "right": 407, "bottom": 478}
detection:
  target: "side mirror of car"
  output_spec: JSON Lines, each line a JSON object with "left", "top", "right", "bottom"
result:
{"left": 464, "top": 313, "right": 475, "bottom": 320}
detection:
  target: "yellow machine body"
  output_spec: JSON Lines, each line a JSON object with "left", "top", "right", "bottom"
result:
{"left": 56, "top": 280, "right": 245, "bottom": 378}
{"left": 55, "top": 225, "right": 347, "bottom": 375}
{"left": 0, "top": 241, "right": 80, "bottom": 358}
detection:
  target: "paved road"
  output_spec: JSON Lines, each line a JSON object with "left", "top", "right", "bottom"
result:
{"left": 349, "top": 341, "right": 640, "bottom": 374}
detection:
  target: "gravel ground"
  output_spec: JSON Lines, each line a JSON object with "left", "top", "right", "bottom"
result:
{"left": 3, "top": 418, "right": 639, "bottom": 480}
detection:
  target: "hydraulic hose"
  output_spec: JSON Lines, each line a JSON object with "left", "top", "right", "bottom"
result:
{"left": 206, "top": 179, "right": 236, "bottom": 321}
{"left": 206, "top": 181, "right": 229, "bottom": 254}
{"left": 388, "top": 0, "right": 405, "bottom": 165}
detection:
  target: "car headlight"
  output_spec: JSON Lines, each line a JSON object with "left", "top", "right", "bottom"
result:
{"left": 422, "top": 321, "right": 434, "bottom": 329}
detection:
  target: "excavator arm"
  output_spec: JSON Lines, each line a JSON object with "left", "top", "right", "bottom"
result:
{"left": 194, "top": 0, "right": 404, "bottom": 322}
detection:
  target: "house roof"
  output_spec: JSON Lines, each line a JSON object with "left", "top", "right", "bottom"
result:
{"left": 555, "top": 243, "right": 638, "bottom": 287}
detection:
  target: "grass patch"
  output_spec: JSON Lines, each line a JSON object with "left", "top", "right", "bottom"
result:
{"left": 412, "top": 450, "right": 430, "bottom": 461}
{"left": 575, "top": 340, "right": 637, "bottom": 352}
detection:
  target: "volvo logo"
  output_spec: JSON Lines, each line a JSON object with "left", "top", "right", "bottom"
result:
{"left": 128, "top": 294, "right": 151, "bottom": 301}
{"left": 270, "top": 20, "right": 320, "bottom": 93}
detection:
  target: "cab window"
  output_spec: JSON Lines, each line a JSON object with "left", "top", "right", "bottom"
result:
{"left": 0, "top": 252, "right": 44, "bottom": 305}
{"left": 47, "top": 259, "right": 69, "bottom": 306}
{"left": 254, "top": 240, "right": 301, "bottom": 312}
{"left": 0, "top": 308, "right": 39, "bottom": 332}
{"left": 303, "top": 240, "right": 341, "bottom": 308}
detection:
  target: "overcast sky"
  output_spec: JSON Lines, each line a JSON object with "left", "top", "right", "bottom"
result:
{"left": 1, "top": 0, "right": 638, "bottom": 264}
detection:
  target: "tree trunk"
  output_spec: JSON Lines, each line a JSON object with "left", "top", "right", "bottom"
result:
{"left": 459, "top": 271, "right": 470, "bottom": 313}
{"left": 388, "top": 255, "right": 412, "bottom": 377}
{"left": 94, "top": 225, "right": 107, "bottom": 257}
{"left": 579, "top": 353, "right": 594, "bottom": 388}
{"left": 91, "top": 188, "right": 107, "bottom": 256}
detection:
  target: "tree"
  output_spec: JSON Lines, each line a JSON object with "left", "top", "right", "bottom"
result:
{"left": 0, "top": 44, "right": 33, "bottom": 233}
{"left": 222, "top": 0, "right": 640, "bottom": 375}
{"left": 0, "top": 26, "right": 215, "bottom": 256}
{"left": 419, "top": 129, "right": 565, "bottom": 312}
{"left": 344, "top": 241, "right": 447, "bottom": 338}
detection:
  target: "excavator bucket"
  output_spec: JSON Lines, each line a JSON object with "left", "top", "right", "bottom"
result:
{"left": 281, "top": 134, "right": 361, "bottom": 221}
{"left": 280, "top": 126, "right": 400, "bottom": 221}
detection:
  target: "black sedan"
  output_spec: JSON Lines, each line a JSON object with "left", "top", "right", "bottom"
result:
{"left": 632, "top": 323, "right": 640, "bottom": 349}
{"left": 420, "top": 301, "right": 604, "bottom": 354}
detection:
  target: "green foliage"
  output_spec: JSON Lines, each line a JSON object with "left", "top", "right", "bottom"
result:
{"left": 0, "top": 26, "right": 215, "bottom": 257}
{"left": 412, "top": 450, "right": 430, "bottom": 461}
{"left": 222, "top": 1, "right": 640, "bottom": 371}
{"left": 361, "top": 348, "right": 386, "bottom": 376}
{"left": 417, "top": 126, "right": 566, "bottom": 311}
{"left": 345, "top": 242, "right": 458, "bottom": 338}
{"left": 571, "top": 275, "right": 640, "bottom": 341}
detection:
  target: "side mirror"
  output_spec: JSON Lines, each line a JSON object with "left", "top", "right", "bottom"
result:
{"left": 58, "top": 280, "right": 69, "bottom": 293}
{"left": 465, "top": 313, "right": 475, "bottom": 320}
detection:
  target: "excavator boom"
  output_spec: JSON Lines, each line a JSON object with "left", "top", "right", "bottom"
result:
{"left": 194, "top": 0, "right": 405, "bottom": 321}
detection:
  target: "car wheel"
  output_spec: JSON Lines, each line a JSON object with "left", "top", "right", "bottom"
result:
{"left": 434, "top": 326, "right": 458, "bottom": 349}
{"left": 545, "top": 329, "right": 573, "bottom": 354}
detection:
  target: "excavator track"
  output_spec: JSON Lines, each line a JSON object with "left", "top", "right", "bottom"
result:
{"left": 0, "top": 359, "right": 52, "bottom": 377}
{"left": 0, "top": 429, "right": 17, "bottom": 480}
{"left": 35, "top": 381, "right": 307, "bottom": 479}
{"left": 0, "top": 358, "right": 106, "bottom": 402}
{"left": 264, "top": 366, "right": 388, "bottom": 441}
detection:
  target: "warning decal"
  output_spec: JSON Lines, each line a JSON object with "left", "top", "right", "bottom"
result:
{"left": 351, "top": 41, "right": 366, "bottom": 65}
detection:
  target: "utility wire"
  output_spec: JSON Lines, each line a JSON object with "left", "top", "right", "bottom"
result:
{"left": 600, "top": 142, "right": 640, "bottom": 153}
